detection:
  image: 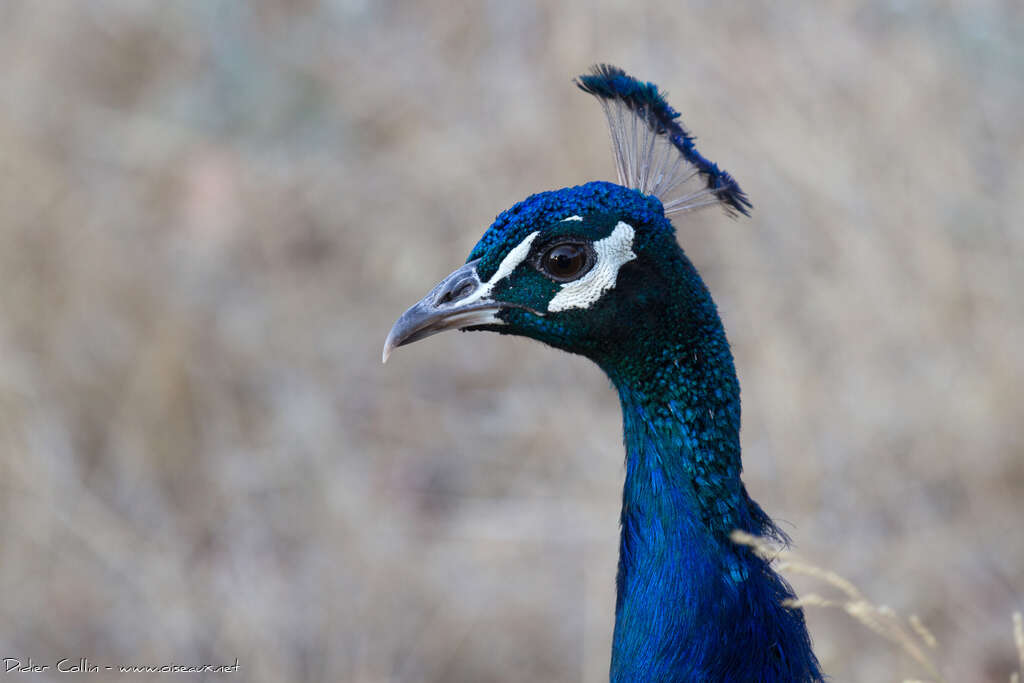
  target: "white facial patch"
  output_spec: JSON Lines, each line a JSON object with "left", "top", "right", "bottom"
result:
{"left": 460, "top": 231, "right": 540, "bottom": 306}
{"left": 561, "top": 215, "right": 583, "bottom": 222}
{"left": 547, "top": 221, "right": 636, "bottom": 313}
{"left": 489, "top": 231, "right": 539, "bottom": 285}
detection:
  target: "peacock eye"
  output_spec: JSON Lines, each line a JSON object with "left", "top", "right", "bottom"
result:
{"left": 540, "top": 243, "right": 592, "bottom": 281}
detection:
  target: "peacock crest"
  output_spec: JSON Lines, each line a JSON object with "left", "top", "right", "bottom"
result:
{"left": 576, "top": 64, "right": 751, "bottom": 216}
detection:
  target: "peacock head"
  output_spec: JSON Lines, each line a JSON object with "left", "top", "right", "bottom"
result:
{"left": 383, "top": 65, "right": 751, "bottom": 373}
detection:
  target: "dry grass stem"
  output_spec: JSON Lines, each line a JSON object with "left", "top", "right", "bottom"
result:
{"left": 1014, "top": 611, "right": 1024, "bottom": 683}
{"left": 910, "top": 614, "right": 938, "bottom": 649}
{"left": 732, "top": 531, "right": 945, "bottom": 682}
{"left": 734, "top": 532, "right": 1024, "bottom": 683}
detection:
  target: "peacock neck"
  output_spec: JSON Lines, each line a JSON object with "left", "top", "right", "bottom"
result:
{"left": 599, "top": 264, "right": 822, "bottom": 682}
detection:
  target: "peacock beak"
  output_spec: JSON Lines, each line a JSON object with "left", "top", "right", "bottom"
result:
{"left": 382, "top": 259, "right": 502, "bottom": 363}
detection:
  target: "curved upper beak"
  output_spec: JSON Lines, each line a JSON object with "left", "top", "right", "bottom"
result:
{"left": 382, "top": 259, "right": 502, "bottom": 363}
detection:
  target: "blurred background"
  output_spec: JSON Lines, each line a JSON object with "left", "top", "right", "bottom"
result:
{"left": 0, "top": 1, "right": 1021, "bottom": 681}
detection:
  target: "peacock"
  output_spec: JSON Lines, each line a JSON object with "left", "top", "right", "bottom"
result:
{"left": 383, "top": 65, "right": 823, "bottom": 682}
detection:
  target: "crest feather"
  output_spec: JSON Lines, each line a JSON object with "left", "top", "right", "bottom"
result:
{"left": 576, "top": 64, "right": 752, "bottom": 217}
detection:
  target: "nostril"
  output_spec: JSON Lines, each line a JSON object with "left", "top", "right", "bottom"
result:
{"left": 438, "top": 279, "right": 474, "bottom": 305}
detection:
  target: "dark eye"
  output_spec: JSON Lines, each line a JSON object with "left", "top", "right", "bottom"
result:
{"left": 540, "top": 243, "right": 591, "bottom": 281}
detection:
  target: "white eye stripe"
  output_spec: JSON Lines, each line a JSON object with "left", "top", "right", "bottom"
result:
{"left": 561, "top": 215, "right": 583, "bottom": 222}
{"left": 489, "top": 231, "right": 539, "bottom": 285}
{"left": 461, "top": 231, "right": 540, "bottom": 306}
{"left": 547, "top": 222, "right": 636, "bottom": 312}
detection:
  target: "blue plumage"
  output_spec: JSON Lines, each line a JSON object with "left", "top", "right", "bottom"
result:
{"left": 384, "top": 66, "right": 822, "bottom": 682}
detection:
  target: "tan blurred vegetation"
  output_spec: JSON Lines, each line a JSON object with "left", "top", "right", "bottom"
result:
{"left": 0, "top": 1, "right": 1021, "bottom": 681}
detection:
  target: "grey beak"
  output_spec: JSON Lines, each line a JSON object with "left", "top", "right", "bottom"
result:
{"left": 382, "top": 259, "right": 502, "bottom": 363}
